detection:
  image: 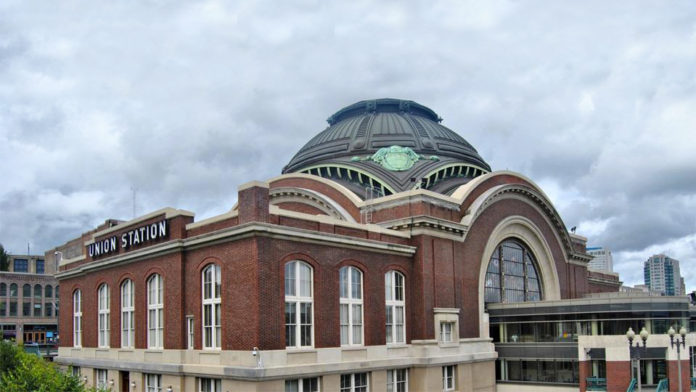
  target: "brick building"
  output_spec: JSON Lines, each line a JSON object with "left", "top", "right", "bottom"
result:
{"left": 53, "top": 99, "right": 689, "bottom": 392}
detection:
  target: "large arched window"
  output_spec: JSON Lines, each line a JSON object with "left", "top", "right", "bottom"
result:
{"left": 285, "top": 260, "right": 313, "bottom": 348}
{"left": 98, "top": 284, "right": 110, "bottom": 347}
{"left": 147, "top": 274, "right": 164, "bottom": 349}
{"left": 202, "top": 264, "right": 221, "bottom": 349}
{"left": 484, "top": 239, "right": 542, "bottom": 304}
{"left": 45, "top": 285, "right": 53, "bottom": 298}
{"left": 339, "top": 266, "right": 363, "bottom": 346}
{"left": 73, "top": 290, "right": 82, "bottom": 347}
{"left": 385, "top": 270, "right": 405, "bottom": 344}
{"left": 121, "top": 279, "right": 134, "bottom": 348}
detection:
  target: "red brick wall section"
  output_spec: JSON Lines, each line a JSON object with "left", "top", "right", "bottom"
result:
{"left": 579, "top": 361, "right": 590, "bottom": 392}
{"left": 667, "top": 359, "right": 690, "bottom": 392}
{"left": 269, "top": 177, "right": 361, "bottom": 222}
{"left": 274, "top": 202, "right": 328, "bottom": 217}
{"left": 606, "top": 361, "right": 631, "bottom": 392}
{"left": 238, "top": 185, "right": 270, "bottom": 224}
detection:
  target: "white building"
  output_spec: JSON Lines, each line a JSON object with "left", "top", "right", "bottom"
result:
{"left": 586, "top": 246, "right": 613, "bottom": 272}
{"left": 644, "top": 254, "right": 682, "bottom": 296}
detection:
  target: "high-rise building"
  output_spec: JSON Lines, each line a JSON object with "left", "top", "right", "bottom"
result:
{"left": 586, "top": 246, "right": 613, "bottom": 272}
{"left": 644, "top": 254, "right": 683, "bottom": 296}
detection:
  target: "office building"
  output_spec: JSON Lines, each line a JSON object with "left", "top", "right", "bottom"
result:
{"left": 586, "top": 246, "right": 613, "bottom": 272}
{"left": 644, "top": 254, "right": 683, "bottom": 296}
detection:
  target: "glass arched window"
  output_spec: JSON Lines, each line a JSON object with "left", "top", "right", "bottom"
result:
{"left": 202, "top": 264, "right": 221, "bottom": 349}
{"left": 73, "top": 290, "right": 82, "bottom": 347}
{"left": 34, "top": 284, "right": 42, "bottom": 299}
{"left": 98, "top": 284, "right": 110, "bottom": 347}
{"left": 9, "top": 284, "right": 17, "bottom": 297}
{"left": 385, "top": 270, "right": 405, "bottom": 344}
{"left": 147, "top": 274, "right": 163, "bottom": 349}
{"left": 0, "top": 283, "right": 6, "bottom": 297}
{"left": 339, "top": 266, "right": 363, "bottom": 346}
{"left": 285, "top": 261, "right": 313, "bottom": 348}
{"left": 45, "top": 285, "right": 52, "bottom": 298}
{"left": 121, "top": 279, "right": 134, "bottom": 348}
{"left": 23, "top": 284, "right": 30, "bottom": 297}
{"left": 484, "top": 239, "right": 542, "bottom": 304}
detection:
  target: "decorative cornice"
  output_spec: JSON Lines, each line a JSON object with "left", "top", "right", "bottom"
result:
{"left": 270, "top": 187, "right": 355, "bottom": 222}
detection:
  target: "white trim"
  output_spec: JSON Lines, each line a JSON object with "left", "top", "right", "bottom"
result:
{"left": 121, "top": 279, "right": 134, "bottom": 348}
{"left": 98, "top": 284, "right": 109, "bottom": 348}
{"left": 385, "top": 271, "right": 406, "bottom": 345}
{"left": 285, "top": 261, "right": 314, "bottom": 348}
{"left": 73, "top": 290, "right": 82, "bottom": 348}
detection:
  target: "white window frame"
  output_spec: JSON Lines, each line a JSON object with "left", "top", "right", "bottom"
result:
{"left": 147, "top": 274, "right": 164, "bottom": 349}
{"left": 187, "top": 315, "right": 195, "bottom": 350}
{"left": 440, "top": 322, "right": 454, "bottom": 343}
{"left": 340, "top": 373, "right": 369, "bottom": 392}
{"left": 121, "top": 279, "right": 134, "bottom": 348}
{"left": 202, "top": 264, "right": 222, "bottom": 349}
{"left": 98, "top": 284, "right": 110, "bottom": 348}
{"left": 285, "top": 377, "right": 320, "bottom": 392}
{"left": 73, "top": 290, "right": 82, "bottom": 348}
{"left": 387, "top": 369, "right": 408, "bottom": 392}
{"left": 340, "top": 266, "right": 363, "bottom": 346}
{"left": 285, "top": 260, "right": 314, "bottom": 348}
{"left": 146, "top": 373, "right": 162, "bottom": 392}
{"left": 442, "top": 365, "right": 455, "bottom": 391}
{"left": 96, "top": 368, "right": 108, "bottom": 389}
{"left": 199, "top": 377, "right": 222, "bottom": 392}
{"left": 385, "top": 271, "right": 405, "bottom": 344}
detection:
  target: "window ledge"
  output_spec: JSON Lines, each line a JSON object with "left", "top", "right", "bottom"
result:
{"left": 96, "top": 348, "right": 110, "bottom": 352}
{"left": 286, "top": 348, "right": 317, "bottom": 354}
{"left": 117, "top": 348, "right": 134, "bottom": 352}
{"left": 386, "top": 343, "right": 409, "bottom": 349}
{"left": 341, "top": 346, "right": 367, "bottom": 352}
{"left": 145, "top": 349, "right": 164, "bottom": 353}
{"left": 199, "top": 350, "right": 221, "bottom": 355}
{"left": 438, "top": 342, "right": 459, "bottom": 348}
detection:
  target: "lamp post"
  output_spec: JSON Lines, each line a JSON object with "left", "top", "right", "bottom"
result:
{"left": 668, "top": 326, "right": 687, "bottom": 392}
{"left": 627, "top": 327, "right": 649, "bottom": 392}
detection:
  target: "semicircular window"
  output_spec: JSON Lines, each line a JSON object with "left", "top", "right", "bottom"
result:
{"left": 484, "top": 239, "right": 542, "bottom": 304}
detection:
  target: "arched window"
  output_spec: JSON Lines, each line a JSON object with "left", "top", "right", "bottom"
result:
{"left": 10, "top": 284, "right": 17, "bottom": 297}
{"left": 23, "top": 284, "right": 30, "bottom": 298}
{"left": 98, "top": 284, "right": 110, "bottom": 347}
{"left": 385, "top": 271, "right": 405, "bottom": 344}
{"left": 0, "top": 283, "right": 6, "bottom": 297}
{"left": 484, "top": 239, "right": 542, "bottom": 304}
{"left": 285, "top": 260, "right": 313, "bottom": 348}
{"left": 147, "top": 274, "right": 163, "bottom": 349}
{"left": 121, "top": 279, "right": 134, "bottom": 348}
{"left": 339, "top": 266, "right": 363, "bottom": 346}
{"left": 202, "top": 264, "right": 222, "bottom": 349}
{"left": 73, "top": 290, "right": 82, "bottom": 347}
{"left": 34, "top": 284, "right": 42, "bottom": 299}
{"left": 33, "top": 284, "right": 42, "bottom": 317}
{"left": 45, "top": 285, "right": 53, "bottom": 298}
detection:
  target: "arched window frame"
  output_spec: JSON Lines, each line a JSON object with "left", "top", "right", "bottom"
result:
{"left": 97, "top": 284, "right": 110, "bottom": 348}
{"left": 121, "top": 279, "right": 134, "bottom": 348}
{"left": 339, "top": 266, "right": 363, "bottom": 346}
{"left": 147, "top": 274, "right": 164, "bottom": 349}
{"left": 284, "top": 260, "right": 313, "bottom": 348}
{"left": 202, "top": 264, "right": 222, "bottom": 350}
{"left": 73, "top": 290, "right": 82, "bottom": 348}
{"left": 385, "top": 270, "right": 406, "bottom": 344}
{"left": 45, "top": 285, "right": 52, "bottom": 298}
{"left": 484, "top": 238, "right": 543, "bottom": 304}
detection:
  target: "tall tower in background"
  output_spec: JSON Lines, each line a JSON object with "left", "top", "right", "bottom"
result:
{"left": 644, "top": 254, "right": 683, "bottom": 296}
{"left": 586, "top": 246, "right": 613, "bottom": 272}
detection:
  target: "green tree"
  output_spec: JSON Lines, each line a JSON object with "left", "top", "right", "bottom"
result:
{"left": 0, "top": 244, "right": 9, "bottom": 271}
{"left": 0, "top": 341, "right": 88, "bottom": 392}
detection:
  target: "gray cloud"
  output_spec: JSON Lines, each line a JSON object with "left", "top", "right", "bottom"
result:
{"left": 1, "top": 0, "right": 696, "bottom": 289}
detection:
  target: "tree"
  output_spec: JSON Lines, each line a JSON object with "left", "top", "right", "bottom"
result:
{"left": 0, "top": 341, "right": 91, "bottom": 392}
{"left": 0, "top": 244, "right": 9, "bottom": 271}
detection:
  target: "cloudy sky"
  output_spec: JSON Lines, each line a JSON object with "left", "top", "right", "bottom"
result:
{"left": 1, "top": 1, "right": 695, "bottom": 288}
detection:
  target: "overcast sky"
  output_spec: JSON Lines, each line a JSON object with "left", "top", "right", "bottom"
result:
{"left": 1, "top": 1, "right": 695, "bottom": 289}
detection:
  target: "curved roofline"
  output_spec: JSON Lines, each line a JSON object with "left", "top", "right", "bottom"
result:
{"left": 267, "top": 173, "right": 365, "bottom": 206}
{"left": 450, "top": 170, "right": 554, "bottom": 203}
{"left": 326, "top": 98, "right": 441, "bottom": 125}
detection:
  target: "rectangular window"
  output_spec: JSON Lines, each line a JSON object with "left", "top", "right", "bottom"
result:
{"left": 187, "top": 316, "right": 195, "bottom": 350}
{"left": 442, "top": 365, "right": 455, "bottom": 391}
{"left": 285, "top": 377, "right": 320, "bottom": 392}
{"left": 36, "top": 260, "right": 45, "bottom": 274}
{"left": 387, "top": 369, "right": 408, "bottom": 392}
{"left": 13, "top": 259, "right": 28, "bottom": 272}
{"left": 340, "top": 373, "right": 368, "bottom": 392}
{"left": 440, "top": 322, "right": 454, "bottom": 343}
{"left": 45, "top": 302, "right": 52, "bottom": 317}
{"left": 34, "top": 302, "right": 42, "bottom": 317}
{"left": 23, "top": 301, "right": 31, "bottom": 317}
{"left": 9, "top": 301, "right": 17, "bottom": 317}
{"left": 96, "top": 369, "right": 108, "bottom": 389}
{"left": 0, "top": 301, "right": 5, "bottom": 317}
{"left": 146, "top": 374, "right": 162, "bottom": 392}
{"left": 199, "top": 378, "right": 222, "bottom": 392}
{"left": 71, "top": 366, "right": 81, "bottom": 377}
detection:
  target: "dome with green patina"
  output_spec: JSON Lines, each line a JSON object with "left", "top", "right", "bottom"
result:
{"left": 282, "top": 98, "right": 491, "bottom": 198}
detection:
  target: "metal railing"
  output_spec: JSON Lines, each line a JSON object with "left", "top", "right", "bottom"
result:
{"left": 655, "top": 378, "right": 669, "bottom": 392}
{"left": 586, "top": 377, "right": 607, "bottom": 391}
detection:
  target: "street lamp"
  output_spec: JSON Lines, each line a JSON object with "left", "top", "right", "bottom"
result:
{"left": 627, "top": 327, "right": 649, "bottom": 392}
{"left": 668, "top": 325, "right": 687, "bottom": 392}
